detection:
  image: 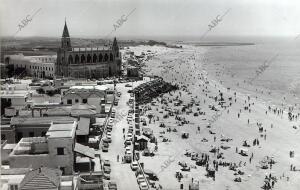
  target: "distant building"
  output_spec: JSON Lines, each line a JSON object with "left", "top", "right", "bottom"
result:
{"left": 4, "top": 54, "right": 56, "bottom": 78}
{"left": 0, "top": 83, "right": 32, "bottom": 116}
{"left": 55, "top": 21, "right": 121, "bottom": 79}
{"left": 62, "top": 85, "right": 113, "bottom": 113}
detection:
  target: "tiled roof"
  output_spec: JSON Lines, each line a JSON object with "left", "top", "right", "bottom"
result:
{"left": 72, "top": 103, "right": 96, "bottom": 110}
{"left": 64, "top": 89, "right": 106, "bottom": 99}
{"left": 46, "top": 121, "right": 76, "bottom": 138}
{"left": 45, "top": 107, "right": 72, "bottom": 116}
{"left": 20, "top": 167, "right": 61, "bottom": 190}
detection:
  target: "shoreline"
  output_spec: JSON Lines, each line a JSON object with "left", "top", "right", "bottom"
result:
{"left": 127, "top": 44, "right": 300, "bottom": 190}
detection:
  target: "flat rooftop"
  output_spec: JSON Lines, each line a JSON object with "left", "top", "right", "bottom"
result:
{"left": 46, "top": 121, "right": 77, "bottom": 138}
{"left": 70, "top": 85, "right": 108, "bottom": 91}
{"left": 11, "top": 137, "right": 49, "bottom": 155}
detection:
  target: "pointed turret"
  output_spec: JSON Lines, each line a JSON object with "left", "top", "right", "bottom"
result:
{"left": 112, "top": 37, "right": 118, "bottom": 48}
{"left": 62, "top": 20, "right": 70, "bottom": 37}
{"left": 61, "top": 20, "right": 71, "bottom": 50}
{"left": 112, "top": 37, "right": 119, "bottom": 57}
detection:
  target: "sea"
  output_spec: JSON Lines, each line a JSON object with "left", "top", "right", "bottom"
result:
{"left": 179, "top": 36, "right": 300, "bottom": 109}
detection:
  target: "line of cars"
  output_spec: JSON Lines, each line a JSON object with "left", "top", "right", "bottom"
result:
{"left": 102, "top": 92, "right": 123, "bottom": 189}
{"left": 102, "top": 116, "right": 115, "bottom": 152}
{"left": 126, "top": 93, "right": 151, "bottom": 190}
{"left": 131, "top": 162, "right": 159, "bottom": 190}
{"left": 102, "top": 109, "right": 117, "bottom": 189}
{"left": 124, "top": 103, "right": 135, "bottom": 163}
{"left": 130, "top": 161, "right": 148, "bottom": 190}
{"left": 103, "top": 159, "right": 117, "bottom": 190}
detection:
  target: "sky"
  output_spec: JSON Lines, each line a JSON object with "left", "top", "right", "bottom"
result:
{"left": 0, "top": 0, "right": 300, "bottom": 39}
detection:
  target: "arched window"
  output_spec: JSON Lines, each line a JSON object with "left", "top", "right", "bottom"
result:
{"left": 75, "top": 55, "right": 79, "bottom": 64}
{"left": 81, "top": 54, "right": 86, "bottom": 63}
{"left": 93, "top": 54, "right": 97, "bottom": 63}
{"left": 104, "top": 54, "right": 108, "bottom": 62}
{"left": 68, "top": 55, "right": 73, "bottom": 64}
{"left": 110, "top": 53, "right": 113, "bottom": 61}
{"left": 99, "top": 54, "right": 103, "bottom": 62}
{"left": 87, "top": 54, "right": 92, "bottom": 63}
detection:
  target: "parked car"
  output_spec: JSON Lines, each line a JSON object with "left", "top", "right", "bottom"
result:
{"left": 139, "top": 182, "right": 148, "bottom": 190}
{"left": 125, "top": 150, "right": 132, "bottom": 156}
{"left": 136, "top": 174, "right": 146, "bottom": 184}
{"left": 104, "top": 160, "right": 111, "bottom": 167}
{"left": 125, "top": 146, "right": 131, "bottom": 152}
{"left": 125, "top": 84, "right": 132, "bottom": 87}
{"left": 107, "top": 133, "right": 112, "bottom": 143}
{"left": 125, "top": 140, "right": 132, "bottom": 146}
{"left": 102, "top": 142, "right": 109, "bottom": 152}
{"left": 103, "top": 160, "right": 111, "bottom": 174}
{"left": 108, "top": 181, "right": 117, "bottom": 190}
{"left": 128, "top": 128, "right": 134, "bottom": 133}
{"left": 127, "top": 133, "right": 133, "bottom": 141}
{"left": 104, "top": 166, "right": 111, "bottom": 174}
{"left": 102, "top": 138, "right": 110, "bottom": 144}
{"left": 131, "top": 161, "right": 139, "bottom": 171}
{"left": 114, "top": 100, "right": 118, "bottom": 106}
{"left": 107, "top": 126, "right": 113, "bottom": 132}
{"left": 144, "top": 169, "right": 159, "bottom": 181}
{"left": 104, "top": 172, "right": 110, "bottom": 180}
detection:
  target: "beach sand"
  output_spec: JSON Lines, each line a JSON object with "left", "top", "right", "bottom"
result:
{"left": 126, "top": 45, "right": 300, "bottom": 190}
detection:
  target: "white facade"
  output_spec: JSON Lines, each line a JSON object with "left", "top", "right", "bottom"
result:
{"left": 62, "top": 85, "right": 109, "bottom": 113}
{"left": 9, "top": 122, "right": 77, "bottom": 175}
{"left": 4, "top": 54, "right": 56, "bottom": 78}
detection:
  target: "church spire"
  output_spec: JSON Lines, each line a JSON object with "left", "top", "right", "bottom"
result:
{"left": 112, "top": 37, "right": 118, "bottom": 47}
{"left": 61, "top": 19, "right": 71, "bottom": 49}
{"left": 62, "top": 19, "right": 70, "bottom": 38}
{"left": 112, "top": 37, "right": 119, "bottom": 51}
{"left": 112, "top": 37, "right": 119, "bottom": 58}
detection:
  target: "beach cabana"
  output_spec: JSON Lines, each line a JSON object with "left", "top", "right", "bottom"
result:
{"left": 135, "top": 135, "right": 149, "bottom": 150}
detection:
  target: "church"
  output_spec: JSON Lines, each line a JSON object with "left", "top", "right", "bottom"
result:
{"left": 55, "top": 21, "right": 122, "bottom": 79}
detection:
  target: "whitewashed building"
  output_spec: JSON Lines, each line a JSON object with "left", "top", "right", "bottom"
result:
{"left": 4, "top": 54, "right": 56, "bottom": 78}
